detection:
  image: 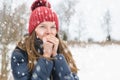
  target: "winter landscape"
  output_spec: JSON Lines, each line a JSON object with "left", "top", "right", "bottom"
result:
{"left": 0, "top": 0, "right": 120, "bottom": 80}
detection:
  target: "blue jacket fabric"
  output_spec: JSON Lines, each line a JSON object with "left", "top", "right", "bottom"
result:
{"left": 11, "top": 39, "right": 79, "bottom": 80}
{"left": 11, "top": 47, "right": 79, "bottom": 80}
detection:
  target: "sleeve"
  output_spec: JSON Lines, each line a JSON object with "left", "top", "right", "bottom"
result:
{"left": 31, "top": 57, "right": 53, "bottom": 80}
{"left": 11, "top": 49, "right": 31, "bottom": 80}
{"left": 52, "top": 54, "right": 79, "bottom": 80}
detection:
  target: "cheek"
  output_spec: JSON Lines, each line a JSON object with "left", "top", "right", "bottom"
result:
{"left": 36, "top": 29, "right": 45, "bottom": 39}
{"left": 38, "top": 30, "right": 44, "bottom": 36}
{"left": 52, "top": 31, "right": 57, "bottom": 36}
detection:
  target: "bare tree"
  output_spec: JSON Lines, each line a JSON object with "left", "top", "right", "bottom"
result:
{"left": 56, "top": 0, "right": 78, "bottom": 41}
{"left": 102, "top": 9, "right": 111, "bottom": 41}
{"left": 0, "top": 2, "right": 27, "bottom": 80}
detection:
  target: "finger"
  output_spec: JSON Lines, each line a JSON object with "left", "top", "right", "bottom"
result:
{"left": 47, "top": 37, "right": 59, "bottom": 45}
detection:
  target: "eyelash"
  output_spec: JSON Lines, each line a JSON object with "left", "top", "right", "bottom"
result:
{"left": 51, "top": 26, "right": 56, "bottom": 28}
{"left": 40, "top": 26, "right": 44, "bottom": 28}
{"left": 39, "top": 26, "right": 55, "bottom": 29}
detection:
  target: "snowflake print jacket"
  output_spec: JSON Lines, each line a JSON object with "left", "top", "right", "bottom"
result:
{"left": 11, "top": 39, "right": 79, "bottom": 80}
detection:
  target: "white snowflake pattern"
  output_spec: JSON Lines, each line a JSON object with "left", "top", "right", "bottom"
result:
{"left": 53, "top": 67, "right": 56, "bottom": 70}
{"left": 18, "top": 71, "right": 20, "bottom": 74}
{"left": 59, "top": 56, "right": 62, "bottom": 60}
{"left": 58, "top": 72, "right": 61, "bottom": 77}
{"left": 36, "top": 65, "right": 41, "bottom": 72}
{"left": 13, "top": 56, "right": 16, "bottom": 59}
{"left": 21, "top": 59, "right": 24, "bottom": 62}
{"left": 64, "top": 75, "right": 71, "bottom": 79}
{"left": 75, "top": 75, "right": 78, "bottom": 79}
{"left": 47, "top": 78, "right": 50, "bottom": 80}
{"left": 17, "top": 63, "right": 20, "bottom": 66}
{"left": 45, "top": 60, "right": 48, "bottom": 65}
{"left": 22, "top": 73, "right": 25, "bottom": 76}
{"left": 60, "top": 66, "right": 63, "bottom": 71}
{"left": 32, "top": 73, "right": 38, "bottom": 79}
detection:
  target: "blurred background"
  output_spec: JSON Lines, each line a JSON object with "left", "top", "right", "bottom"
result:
{"left": 0, "top": 0, "right": 120, "bottom": 80}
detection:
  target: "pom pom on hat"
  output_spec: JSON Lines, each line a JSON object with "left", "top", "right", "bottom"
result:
{"left": 28, "top": 0, "right": 59, "bottom": 35}
{"left": 31, "top": 0, "right": 51, "bottom": 11}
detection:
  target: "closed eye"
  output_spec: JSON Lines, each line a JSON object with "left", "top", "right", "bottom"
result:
{"left": 39, "top": 26, "right": 45, "bottom": 28}
{"left": 51, "top": 26, "right": 56, "bottom": 29}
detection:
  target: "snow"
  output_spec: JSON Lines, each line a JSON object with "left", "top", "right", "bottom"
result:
{"left": 2, "top": 43, "right": 120, "bottom": 80}
{"left": 0, "top": 0, "right": 120, "bottom": 80}
{"left": 69, "top": 44, "right": 120, "bottom": 80}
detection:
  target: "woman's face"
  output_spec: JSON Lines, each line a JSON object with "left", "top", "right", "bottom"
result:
{"left": 35, "top": 21, "right": 57, "bottom": 40}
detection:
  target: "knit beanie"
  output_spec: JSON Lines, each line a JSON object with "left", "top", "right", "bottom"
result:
{"left": 28, "top": 0, "right": 59, "bottom": 35}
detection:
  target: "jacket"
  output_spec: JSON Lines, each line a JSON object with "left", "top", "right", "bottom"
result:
{"left": 11, "top": 39, "right": 79, "bottom": 80}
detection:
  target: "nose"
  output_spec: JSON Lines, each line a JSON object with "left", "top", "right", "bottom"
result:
{"left": 46, "top": 27, "right": 51, "bottom": 35}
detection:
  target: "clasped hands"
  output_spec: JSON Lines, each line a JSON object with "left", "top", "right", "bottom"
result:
{"left": 42, "top": 35, "right": 59, "bottom": 58}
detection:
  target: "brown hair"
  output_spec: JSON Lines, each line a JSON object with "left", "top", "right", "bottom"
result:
{"left": 17, "top": 31, "right": 78, "bottom": 73}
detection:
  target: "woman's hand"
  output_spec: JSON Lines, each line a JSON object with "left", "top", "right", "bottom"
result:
{"left": 46, "top": 35, "right": 59, "bottom": 57}
{"left": 43, "top": 37, "right": 53, "bottom": 58}
{"left": 43, "top": 35, "right": 59, "bottom": 57}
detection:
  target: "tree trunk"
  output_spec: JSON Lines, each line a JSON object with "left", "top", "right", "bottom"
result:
{"left": 0, "top": 45, "right": 9, "bottom": 80}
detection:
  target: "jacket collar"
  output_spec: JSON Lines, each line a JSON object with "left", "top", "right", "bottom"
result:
{"left": 34, "top": 38, "right": 44, "bottom": 55}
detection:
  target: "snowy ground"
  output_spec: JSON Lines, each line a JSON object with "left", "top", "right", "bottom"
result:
{"left": 1, "top": 44, "right": 120, "bottom": 80}
{"left": 69, "top": 44, "right": 120, "bottom": 80}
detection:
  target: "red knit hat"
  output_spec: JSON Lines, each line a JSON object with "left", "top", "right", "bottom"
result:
{"left": 28, "top": 0, "right": 59, "bottom": 35}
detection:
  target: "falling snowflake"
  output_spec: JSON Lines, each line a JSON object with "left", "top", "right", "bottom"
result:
{"left": 38, "top": 49, "right": 41, "bottom": 53}
{"left": 3, "top": 74, "right": 6, "bottom": 77}
{"left": 37, "top": 21, "right": 40, "bottom": 24}
{"left": 45, "top": 16, "right": 48, "bottom": 19}
{"left": 29, "top": 60, "right": 32, "bottom": 64}
{"left": 64, "top": 48, "right": 68, "bottom": 53}
{"left": 34, "top": 60, "right": 37, "bottom": 65}
{"left": 49, "top": 14, "right": 51, "bottom": 18}
{"left": 45, "top": 10, "right": 48, "bottom": 14}
{"left": 40, "top": 0, "right": 42, "bottom": 3}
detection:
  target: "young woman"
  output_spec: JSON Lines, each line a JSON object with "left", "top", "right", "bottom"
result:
{"left": 11, "top": 0, "right": 79, "bottom": 80}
